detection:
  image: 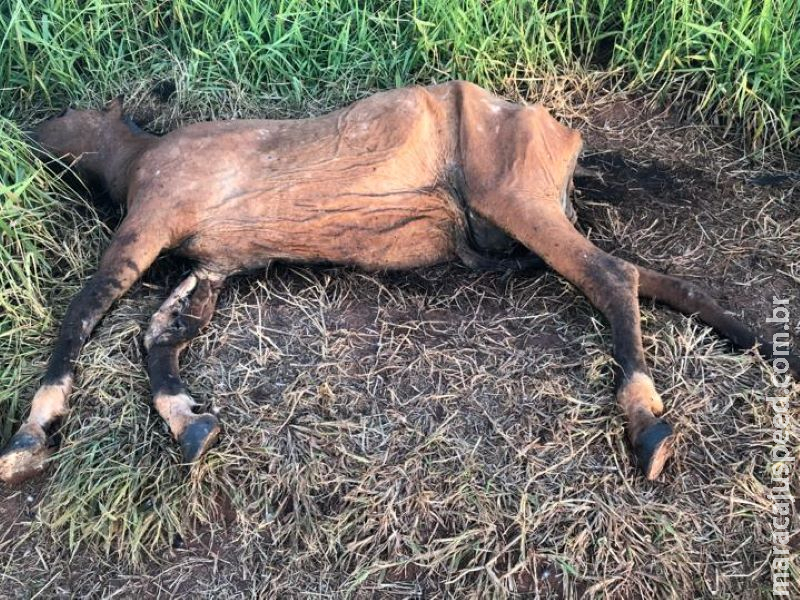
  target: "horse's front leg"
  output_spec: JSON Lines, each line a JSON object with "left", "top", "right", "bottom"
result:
{"left": 144, "top": 269, "right": 225, "bottom": 463}
{"left": 0, "top": 219, "right": 165, "bottom": 484}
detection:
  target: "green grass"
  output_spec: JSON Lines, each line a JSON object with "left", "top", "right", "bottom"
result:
{"left": 0, "top": 0, "right": 798, "bottom": 142}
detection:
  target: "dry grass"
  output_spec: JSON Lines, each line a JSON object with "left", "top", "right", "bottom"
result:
{"left": 1, "top": 79, "right": 799, "bottom": 598}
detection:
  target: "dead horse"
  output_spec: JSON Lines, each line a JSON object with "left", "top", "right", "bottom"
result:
{"left": 1, "top": 81, "right": 797, "bottom": 485}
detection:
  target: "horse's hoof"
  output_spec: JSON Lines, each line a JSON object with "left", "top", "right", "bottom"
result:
{"left": 178, "top": 413, "right": 220, "bottom": 463}
{"left": 633, "top": 419, "right": 674, "bottom": 481}
{"left": 0, "top": 424, "right": 50, "bottom": 485}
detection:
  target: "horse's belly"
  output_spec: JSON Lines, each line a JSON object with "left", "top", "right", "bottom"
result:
{"left": 184, "top": 191, "right": 458, "bottom": 272}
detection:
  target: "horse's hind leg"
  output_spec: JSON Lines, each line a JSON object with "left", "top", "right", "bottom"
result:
{"left": 481, "top": 199, "right": 674, "bottom": 479}
{"left": 637, "top": 266, "right": 800, "bottom": 378}
{"left": 0, "top": 218, "right": 165, "bottom": 483}
{"left": 144, "top": 269, "right": 225, "bottom": 463}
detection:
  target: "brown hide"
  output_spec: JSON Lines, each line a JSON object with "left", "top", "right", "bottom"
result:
{"left": 39, "top": 81, "right": 581, "bottom": 273}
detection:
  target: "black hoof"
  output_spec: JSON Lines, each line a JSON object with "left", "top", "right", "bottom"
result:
{"left": 0, "top": 425, "right": 49, "bottom": 485}
{"left": 633, "top": 419, "right": 675, "bottom": 481}
{"left": 178, "top": 414, "right": 220, "bottom": 463}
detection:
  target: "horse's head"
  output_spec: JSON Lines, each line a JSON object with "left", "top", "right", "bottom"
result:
{"left": 31, "top": 97, "right": 127, "bottom": 169}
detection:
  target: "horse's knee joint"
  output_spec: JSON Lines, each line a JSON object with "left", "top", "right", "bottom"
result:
{"left": 611, "top": 259, "right": 638, "bottom": 286}
{"left": 589, "top": 254, "right": 637, "bottom": 288}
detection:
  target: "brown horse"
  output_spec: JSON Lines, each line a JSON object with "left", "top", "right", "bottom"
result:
{"left": 1, "top": 81, "right": 796, "bottom": 485}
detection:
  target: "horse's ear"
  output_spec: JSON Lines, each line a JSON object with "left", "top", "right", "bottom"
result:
{"left": 105, "top": 95, "right": 125, "bottom": 118}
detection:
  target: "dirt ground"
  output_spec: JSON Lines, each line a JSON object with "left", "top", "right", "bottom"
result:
{"left": 1, "top": 88, "right": 798, "bottom": 598}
